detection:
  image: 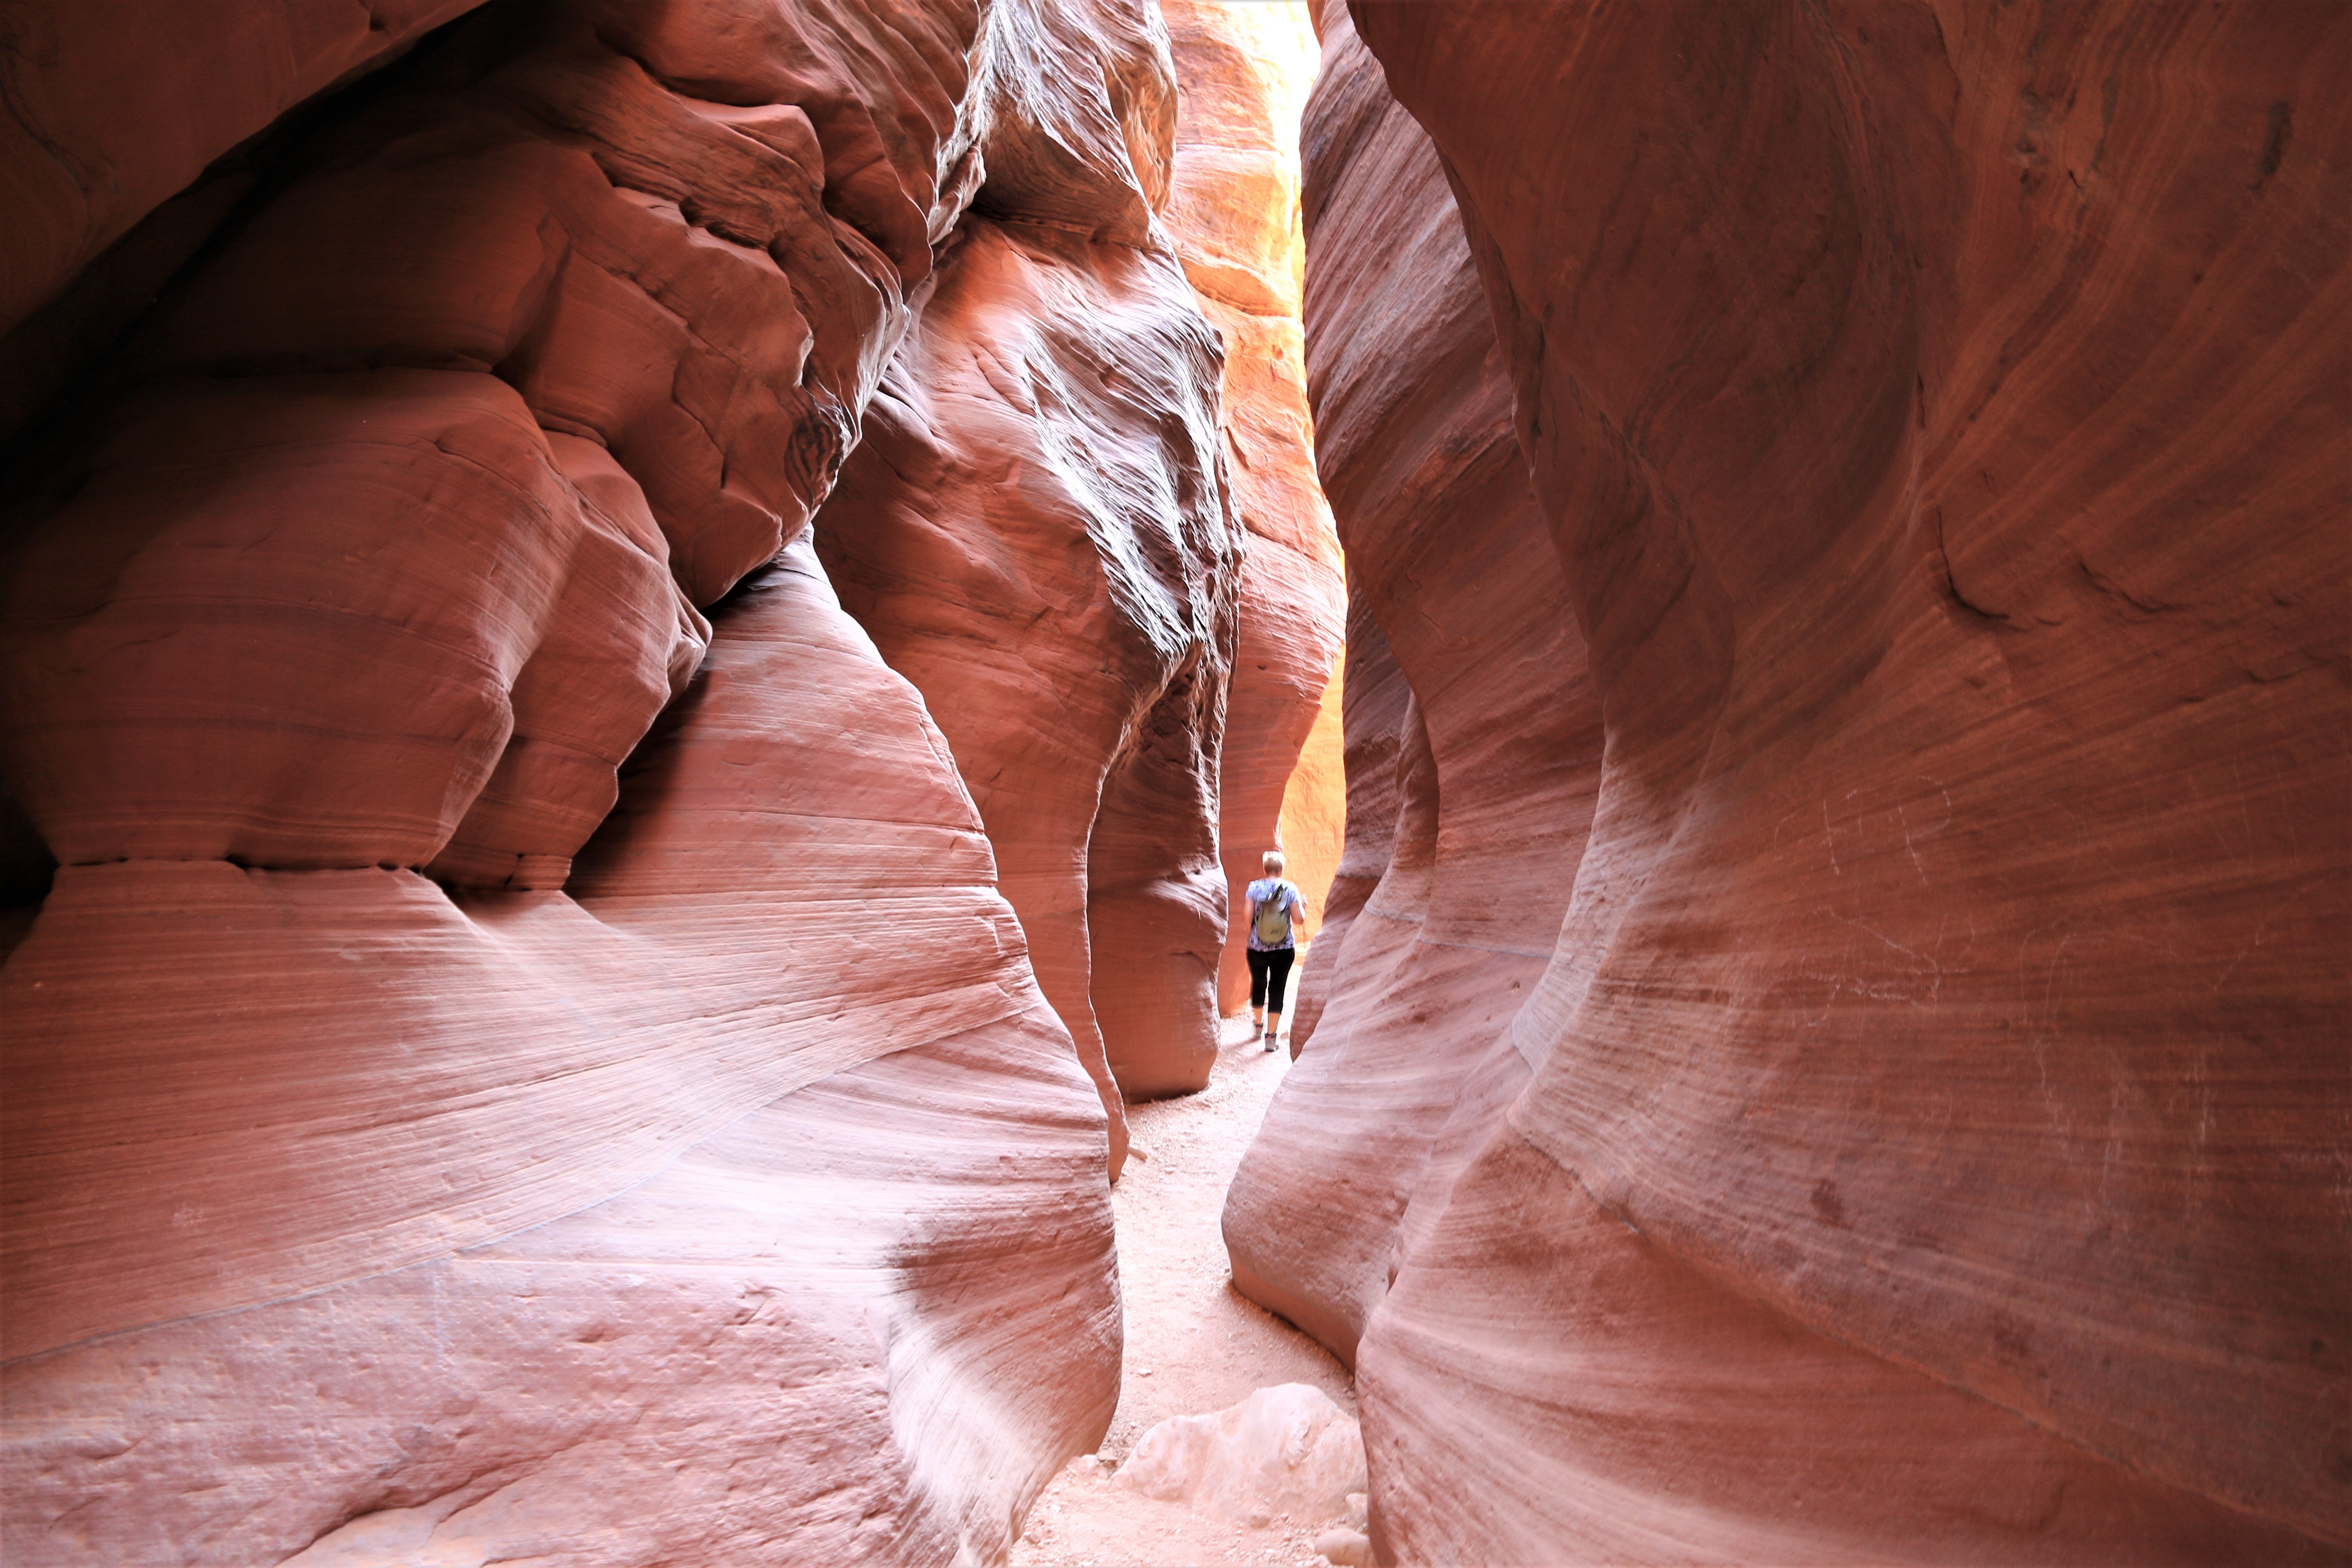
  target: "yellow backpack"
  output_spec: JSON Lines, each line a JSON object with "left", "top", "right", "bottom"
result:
{"left": 1252, "top": 881, "right": 1294, "bottom": 945}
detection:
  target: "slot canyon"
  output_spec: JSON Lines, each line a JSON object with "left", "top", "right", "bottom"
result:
{"left": 0, "top": 0, "right": 2342, "bottom": 1563}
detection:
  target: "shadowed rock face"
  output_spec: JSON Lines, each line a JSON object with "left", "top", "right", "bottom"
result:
{"left": 1230, "top": 0, "right": 2350, "bottom": 1560}
{"left": 0, "top": 0, "right": 490, "bottom": 372}
{"left": 0, "top": 0, "right": 1270, "bottom": 1560}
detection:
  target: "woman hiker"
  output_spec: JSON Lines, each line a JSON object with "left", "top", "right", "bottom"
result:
{"left": 1245, "top": 849, "right": 1308, "bottom": 1050}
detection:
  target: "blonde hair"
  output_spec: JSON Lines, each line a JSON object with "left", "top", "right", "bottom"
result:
{"left": 1262, "top": 849, "right": 1286, "bottom": 876}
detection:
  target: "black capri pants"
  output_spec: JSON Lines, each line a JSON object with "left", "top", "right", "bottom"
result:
{"left": 1246, "top": 946, "right": 1295, "bottom": 1011}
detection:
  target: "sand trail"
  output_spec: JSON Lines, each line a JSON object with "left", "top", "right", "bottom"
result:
{"left": 1011, "top": 1008, "right": 1357, "bottom": 1568}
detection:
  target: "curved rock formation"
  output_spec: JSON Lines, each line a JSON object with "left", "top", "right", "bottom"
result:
{"left": 1152, "top": 0, "right": 1345, "bottom": 1019}
{"left": 0, "top": 0, "right": 1252, "bottom": 1559}
{"left": 815, "top": 209, "right": 1237, "bottom": 1124}
{"left": 818, "top": 0, "right": 1339, "bottom": 1109}
{"left": 1234, "top": 0, "right": 2351, "bottom": 1559}
{"left": 7, "top": 542, "right": 1118, "bottom": 1565}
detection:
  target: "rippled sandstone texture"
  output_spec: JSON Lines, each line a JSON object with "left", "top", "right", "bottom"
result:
{"left": 1234, "top": 0, "right": 2352, "bottom": 1561}
{"left": 0, "top": 0, "right": 1250, "bottom": 1560}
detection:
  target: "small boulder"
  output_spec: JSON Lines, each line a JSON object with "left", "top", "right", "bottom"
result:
{"left": 1113, "top": 1383, "right": 1366, "bottom": 1525}
{"left": 1315, "top": 1527, "right": 1373, "bottom": 1566}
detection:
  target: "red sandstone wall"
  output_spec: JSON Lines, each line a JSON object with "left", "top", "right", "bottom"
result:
{"left": 816, "top": 205, "right": 1238, "bottom": 1123}
{"left": 0, "top": 0, "right": 486, "bottom": 356}
{"left": 0, "top": 0, "right": 1249, "bottom": 1560}
{"left": 1232, "top": 0, "right": 2351, "bottom": 1559}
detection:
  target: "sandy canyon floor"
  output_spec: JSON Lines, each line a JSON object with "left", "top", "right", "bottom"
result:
{"left": 1010, "top": 1004, "right": 1360, "bottom": 1568}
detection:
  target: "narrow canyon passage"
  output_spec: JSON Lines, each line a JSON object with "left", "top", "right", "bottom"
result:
{"left": 1, "top": 0, "right": 2344, "bottom": 1564}
{"left": 1011, "top": 1003, "right": 1363, "bottom": 1568}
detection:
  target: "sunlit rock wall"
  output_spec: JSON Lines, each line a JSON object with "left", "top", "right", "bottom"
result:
{"left": 1234, "top": 0, "right": 2352, "bottom": 1560}
{"left": 1271, "top": 638, "right": 1345, "bottom": 952}
{"left": 0, "top": 0, "right": 1253, "bottom": 1560}
{"left": 1154, "top": 0, "right": 1346, "bottom": 1019}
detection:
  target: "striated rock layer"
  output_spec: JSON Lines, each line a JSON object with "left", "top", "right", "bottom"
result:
{"left": 8, "top": 543, "right": 1120, "bottom": 1565}
{"left": 0, "top": 0, "right": 1257, "bottom": 1560}
{"left": 1231, "top": 0, "right": 2352, "bottom": 1561}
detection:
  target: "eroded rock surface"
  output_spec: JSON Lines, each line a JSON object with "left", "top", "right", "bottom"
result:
{"left": 0, "top": 0, "right": 1259, "bottom": 1560}
{"left": 4, "top": 0, "right": 993, "bottom": 887}
{"left": 1234, "top": 0, "right": 2352, "bottom": 1560}
{"left": 9, "top": 544, "right": 1119, "bottom": 1566}
{"left": 815, "top": 207, "right": 1237, "bottom": 1122}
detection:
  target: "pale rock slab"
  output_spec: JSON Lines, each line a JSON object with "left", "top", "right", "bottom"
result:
{"left": 1113, "top": 1383, "right": 1365, "bottom": 1528}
